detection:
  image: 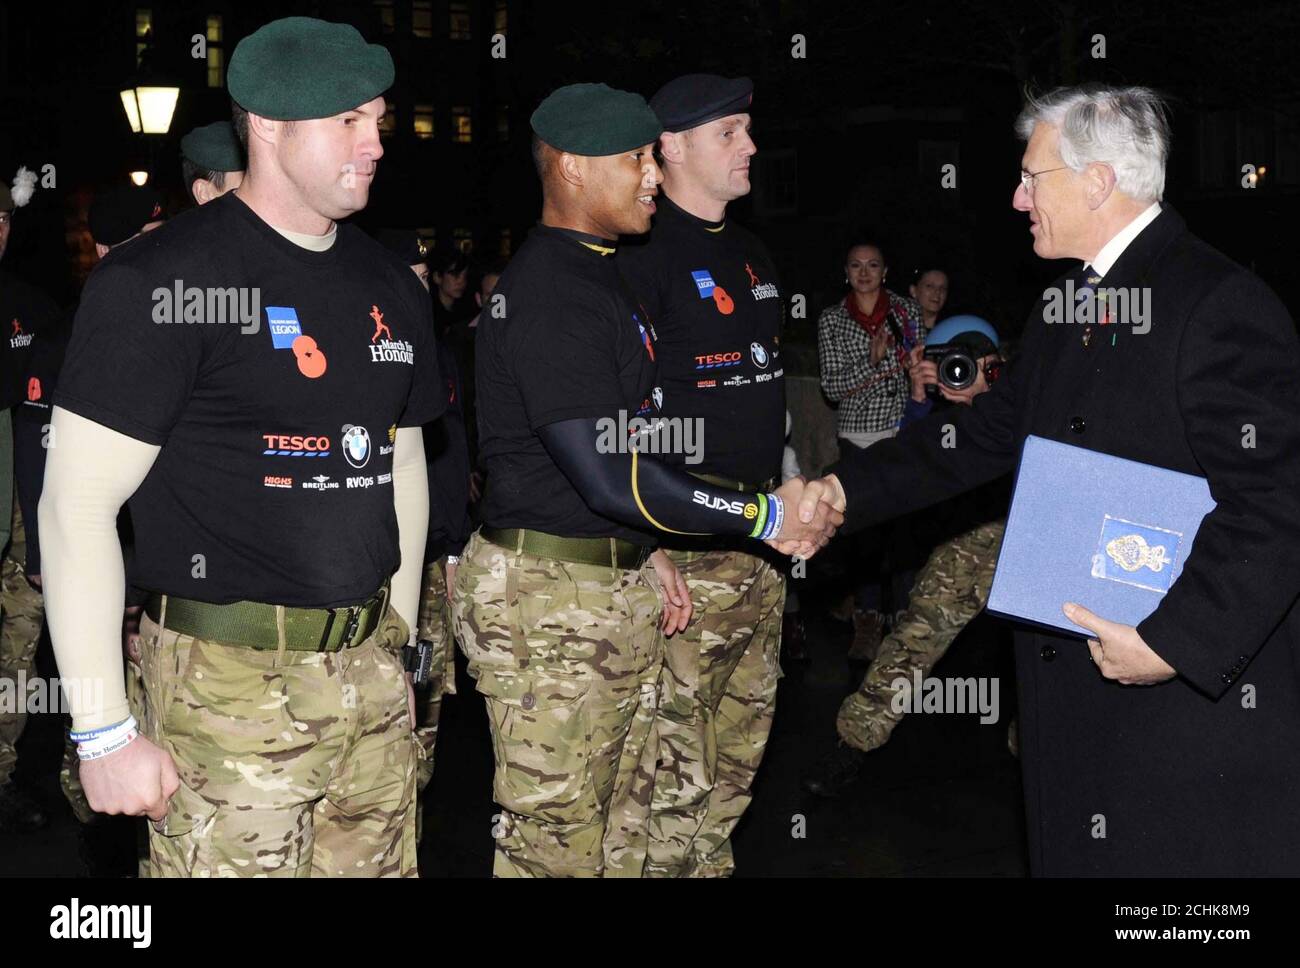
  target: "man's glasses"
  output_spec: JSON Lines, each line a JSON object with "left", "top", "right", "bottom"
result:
{"left": 1019, "top": 166, "right": 1069, "bottom": 192}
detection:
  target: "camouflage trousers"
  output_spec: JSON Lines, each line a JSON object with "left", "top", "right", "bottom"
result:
{"left": 646, "top": 548, "right": 786, "bottom": 878}
{"left": 0, "top": 554, "right": 44, "bottom": 785}
{"left": 837, "top": 519, "right": 1005, "bottom": 752}
{"left": 414, "top": 558, "right": 458, "bottom": 841}
{"left": 453, "top": 530, "right": 665, "bottom": 877}
{"left": 136, "top": 602, "right": 419, "bottom": 877}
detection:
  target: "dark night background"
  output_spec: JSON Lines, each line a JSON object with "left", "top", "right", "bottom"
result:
{"left": 2, "top": 0, "right": 1298, "bottom": 344}
{"left": 1, "top": 1, "right": 1299, "bottom": 879}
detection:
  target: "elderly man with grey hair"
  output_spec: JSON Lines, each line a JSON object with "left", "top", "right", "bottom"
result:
{"left": 811, "top": 83, "right": 1300, "bottom": 875}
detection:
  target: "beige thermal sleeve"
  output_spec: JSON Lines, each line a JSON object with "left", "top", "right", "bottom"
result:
{"left": 389, "top": 426, "right": 429, "bottom": 644}
{"left": 38, "top": 406, "right": 160, "bottom": 732}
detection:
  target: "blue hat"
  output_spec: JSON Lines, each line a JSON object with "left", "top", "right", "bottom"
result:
{"left": 928, "top": 315, "right": 999, "bottom": 354}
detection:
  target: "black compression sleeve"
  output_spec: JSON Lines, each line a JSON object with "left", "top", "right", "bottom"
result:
{"left": 536, "top": 417, "right": 782, "bottom": 539}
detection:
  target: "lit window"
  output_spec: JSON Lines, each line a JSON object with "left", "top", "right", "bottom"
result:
{"left": 206, "top": 16, "right": 225, "bottom": 89}
{"left": 418, "top": 229, "right": 436, "bottom": 252}
{"left": 450, "top": 2, "right": 472, "bottom": 40}
{"left": 135, "top": 8, "right": 152, "bottom": 65}
{"left": 412, "top": 0, "right": 432, "bottom": 38}
{"left": 374, "top": 0, "right": 396, "bottom": 33}
{"left": 380, "top": 99, "right": 396, "bottom": 138}
{"left": 452, "top": 106, "right": 472, "bottom": 144}
{"left": 496, "top": 105, "right": 509, "bottom": 141}
{"left": 494, "top": 1, "right": 507, "bottom": 33}
{"left": 453, "top": 227, "right": 473, "bottom": 253}
{"left": 413, "top": 104, "right": 434, "bottom": 140}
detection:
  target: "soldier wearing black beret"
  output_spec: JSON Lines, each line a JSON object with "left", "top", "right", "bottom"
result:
{"left": 456, "top": 82, "right": 839, "bottom": 877}
{"left": 44, "top": 16, "right": 445, "bottom": 878}
{"left": 617, "top": 73, "right": 789, "bottom": 878}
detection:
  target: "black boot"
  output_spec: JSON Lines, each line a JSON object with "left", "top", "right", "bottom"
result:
{"left": 0, "top": 781, "right": 50, "bottom": 832}
{"left": 801, "top": 743, "right": 868, "bottom": 798}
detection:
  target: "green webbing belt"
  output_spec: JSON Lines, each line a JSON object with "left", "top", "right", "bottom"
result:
{"left": 691, "top": 472, "right": 776, "bottom": 493}
{"left": 143, "top": 582, "right": 390, "bottom": 652}
{"left": 481, "top": 527, "right": 650, "bottom": 570}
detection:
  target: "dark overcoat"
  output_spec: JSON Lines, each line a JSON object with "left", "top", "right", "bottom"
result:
{"left": 832, "top": 206, "right": 1300, "bottom": 874}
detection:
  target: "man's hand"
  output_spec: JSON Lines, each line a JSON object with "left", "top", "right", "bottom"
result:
{"left": 80, "top": 734, "right": 180, "bottom": 822}
{"left": 790, "top": 473, "right": 847, "bottom": 540}
{"left": 649, "top": 549, "right": 692, "bottom": 636}
{"left": 1063, "top": 602, "right": 1177, "bottom": 685}
{"left": 766, "top": 476, "right": 845, "bottom": 558}
{"left": 907, "top": 345, "right": 936, "bottom": 402}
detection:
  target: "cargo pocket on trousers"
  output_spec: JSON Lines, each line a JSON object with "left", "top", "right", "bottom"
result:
{"left": 474, "top": 670, "right": 597, "bottom": 826}
{"left": 151, "top": 778, "right": 219, "bottom": 874}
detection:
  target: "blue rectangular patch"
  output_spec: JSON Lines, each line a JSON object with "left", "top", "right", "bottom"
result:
{"left": 1091, "top": 515, "right": 1183, "bottom": 594}
{"left": 690, "top": 270, "right": 716, "bottom": 298}
{"left": 266, "top": 306, "right": 302, "bottom": 349}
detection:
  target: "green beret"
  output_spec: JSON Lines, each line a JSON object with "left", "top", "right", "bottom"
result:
{"left": 180, "top": 121, "right": 244, "bottom": 173}
{"left": 228, "top": 16, "right": 394, "bottom": 121}
{"left": 530, "top": 83, "right": 663, "bottom": 156}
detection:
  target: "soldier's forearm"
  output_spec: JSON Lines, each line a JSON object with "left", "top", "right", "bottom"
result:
{"left": 390, "top": 426, "right": 429, "bottom": 642}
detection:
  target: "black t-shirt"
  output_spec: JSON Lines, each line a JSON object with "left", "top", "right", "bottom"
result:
{"left": 0, "top": 267, "right": 61, "bottom": 410}
{"left": 477, "top": 224, "right": 658, "bottom": 544}
{"left": 56, "top": 193, "right": 445, "bottom": 607}
{"left": 618, "top": 193, "right": 786, "bottom": 485}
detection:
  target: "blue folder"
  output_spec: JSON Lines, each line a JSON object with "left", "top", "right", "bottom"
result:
{"left": 987, "top": 435, "right": 1216, "bottom": 637}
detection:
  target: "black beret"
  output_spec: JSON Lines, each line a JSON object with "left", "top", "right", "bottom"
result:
{"left": 374, "top": 229, "right": 428, "bottom": 266}
{"left": 650, "top": 74, "right": 753, "bottom": 133}
{"left": 228, "top": 16, "right": 394, "bottom": 121}
{"left": 530, "top": 83, "right": 663, "bottom": 156}
{"left": 88, "top": 185, "right": 164, "bottom": 246}
{"left": 180, "top": 121, "right": 244, "bottom": 173}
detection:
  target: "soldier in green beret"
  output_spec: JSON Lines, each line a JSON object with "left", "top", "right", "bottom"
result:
{"left": 454, "top": 83, "right": 841, "bottom": 877}
{"left": 179, "top": 121, "right": 245, "bottom": 205}
{"left": 42, "top": 16, "right": 444, "bottom": 878}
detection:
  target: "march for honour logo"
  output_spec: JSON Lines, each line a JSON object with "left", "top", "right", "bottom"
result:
{"left": 368, "top": 305, "right": 413, "bottom": 364}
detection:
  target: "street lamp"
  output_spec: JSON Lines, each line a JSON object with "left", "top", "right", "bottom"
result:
{"left": 119, "top": 85, "right": 179, "bottom": 135}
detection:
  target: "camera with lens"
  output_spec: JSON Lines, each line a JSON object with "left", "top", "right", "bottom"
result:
{"left": 923, "top": 343, "right": 981, "bottom": 395}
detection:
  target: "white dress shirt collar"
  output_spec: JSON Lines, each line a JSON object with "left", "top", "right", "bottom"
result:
{"left": 1086, "top": 201, "right": 1162, "bottom": 278}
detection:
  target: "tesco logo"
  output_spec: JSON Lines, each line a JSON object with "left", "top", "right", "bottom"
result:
{"left": 262, "top": 434, "right": 331, "bottom": 456}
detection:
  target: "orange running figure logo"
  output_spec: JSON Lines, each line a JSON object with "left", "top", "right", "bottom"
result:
{"left": 745, "top": 263, "right": 760, "bottom": 286}
{"left": 369, "top": 305, "right": 393, "bottom": 343}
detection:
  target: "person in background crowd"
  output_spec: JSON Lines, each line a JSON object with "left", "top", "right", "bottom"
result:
{"left": 817, "top": 241, "right": 926, "bottom": 664}
{"left": 179, "top": 121, "right": 246, "bottom": 206}
{"left": 908, "top": 264, "right": 950, "bottom": 335}
{"left": 805, "top": 315, "right": 1010, "bottom": 797}
{"left": 430, "top": 247, "right": 472, "bottom": 338}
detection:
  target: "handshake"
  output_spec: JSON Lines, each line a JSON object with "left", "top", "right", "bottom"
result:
{"left": 764, "top": 474, "right": 848, "bottom": 559}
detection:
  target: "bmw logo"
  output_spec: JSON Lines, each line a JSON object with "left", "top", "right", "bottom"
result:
{"left": 341, "top": 424, "right": 371, "bottom": 468}
{"left": 751, "top": 341, "right": 769, "bottom": 369}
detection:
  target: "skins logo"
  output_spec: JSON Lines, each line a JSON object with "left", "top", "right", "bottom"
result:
{"left": 692, "top": 491, "right": 757, "bottom": 517}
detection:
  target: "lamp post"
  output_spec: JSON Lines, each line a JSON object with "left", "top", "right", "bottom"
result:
{"left": 120, "top": 46, "right": 179, "bottom": 185}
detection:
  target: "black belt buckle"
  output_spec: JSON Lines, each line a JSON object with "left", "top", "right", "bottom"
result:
{"left": 316, "top": 604, "right": 361, "bottom": 652}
